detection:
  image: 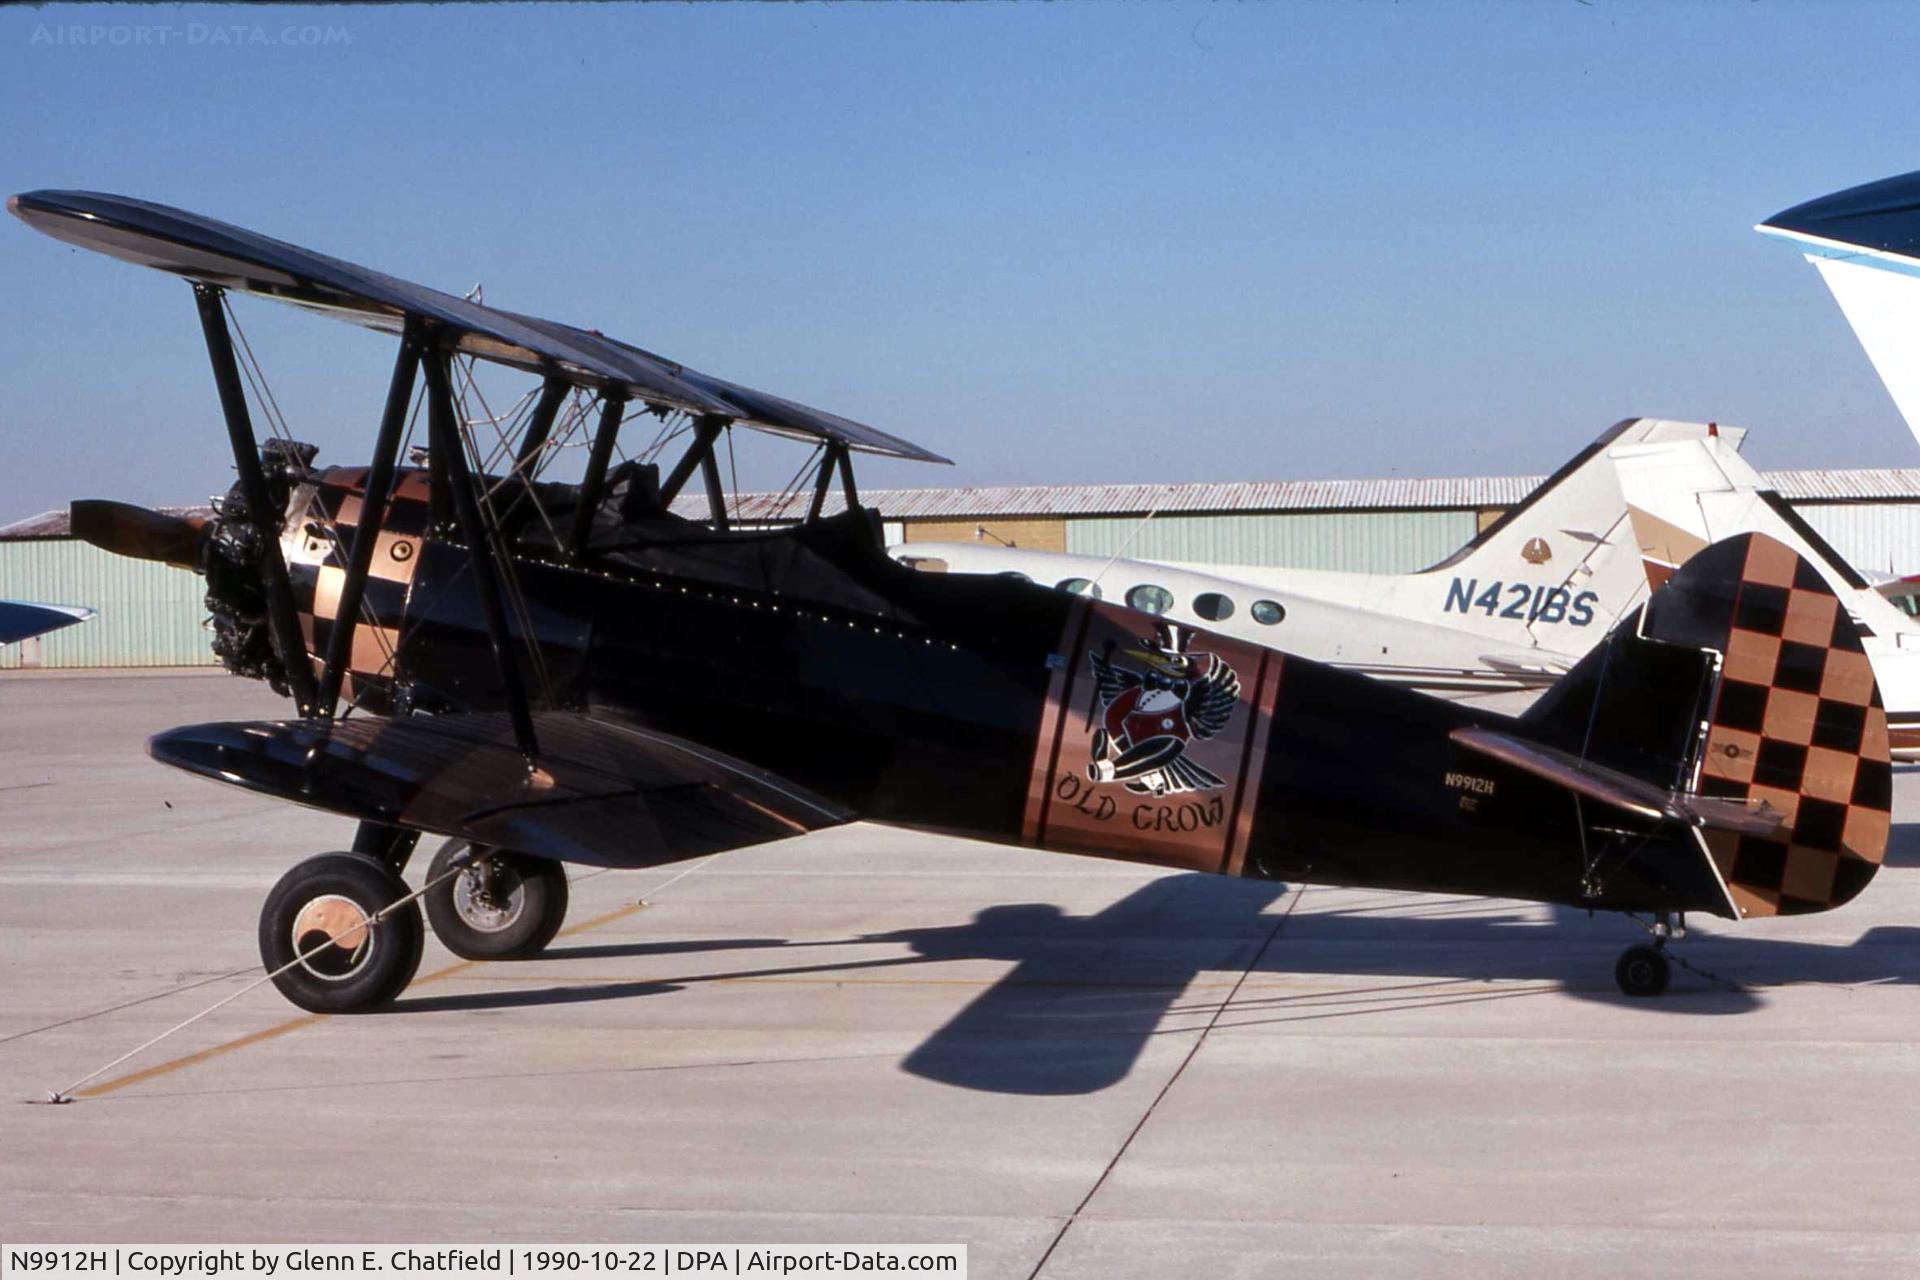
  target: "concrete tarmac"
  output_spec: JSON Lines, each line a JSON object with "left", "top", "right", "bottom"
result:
{"left": 3, "top": 671, "right": 1919, "bottom": 1276}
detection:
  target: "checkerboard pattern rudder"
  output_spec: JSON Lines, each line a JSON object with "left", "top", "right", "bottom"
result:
{"left": 1657, "top": 534, "right": 1894, "bottom": 918}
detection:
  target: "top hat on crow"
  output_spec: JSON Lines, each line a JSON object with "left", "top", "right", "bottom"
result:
{"left": 1124, "top": 620, "right": 1209, "bottom": 681}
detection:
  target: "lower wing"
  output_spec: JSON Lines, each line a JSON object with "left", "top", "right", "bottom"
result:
{"left": 148, "top": 711, "right": 853, "bottom": 867}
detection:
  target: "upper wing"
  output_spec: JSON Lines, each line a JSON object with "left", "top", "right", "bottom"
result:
{"left": 148, "top": 711, "right": 853, "bottom": 868}
{"left": 8, "top": 189, "right": 949, "bottom": 465}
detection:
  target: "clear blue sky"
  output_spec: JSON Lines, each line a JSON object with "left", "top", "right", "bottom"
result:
{"left": 2, "top": 2, "right": 1916, "bottom": 519}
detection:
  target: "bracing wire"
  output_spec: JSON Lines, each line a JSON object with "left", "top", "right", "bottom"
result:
{"left": 771, "top": 444, "right": 827, "bottom": 520}
{"left": 637, "top": 408, "right": 693, "bottom": 467}
{"left": 1089, "top": 506, "right": 1164, "bottom": 593}
{"left": 221, "top": 300, "right": 402, "bottom": 684}
{"left": 456, "top": 403, "right": 556, "bottom": 706}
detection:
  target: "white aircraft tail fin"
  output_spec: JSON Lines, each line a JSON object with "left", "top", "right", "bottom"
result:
{"left": 1415, "top": 418, "right": 1741, "bottom": 645}
{"left": 1618, "top": 435, "right": 1854, "bottom": 583}
{"left": 1614, "top": 431, "right": 1920, "bottom": 755}
{"left": 1613, "top": 433, "right": 1920, "bottom": 661}
{"left": 1760, "top": 171, "right": 1920, "bottom": 448}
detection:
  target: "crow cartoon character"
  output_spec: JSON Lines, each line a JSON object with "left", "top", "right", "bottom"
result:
{"left": 1086, "top": 622, "right": 1241, "bottom": 795}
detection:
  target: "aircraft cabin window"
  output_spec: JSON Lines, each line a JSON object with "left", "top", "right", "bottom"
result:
{"left": 1127, "top": 584, "right": 1174, "bottom": 616}
{"left": 1193, "top": 591, "right": 1235, "bottom": 622}
{"left": 1251, "top": 599, "right": 1287, "bottom": 625}
{"left": 1056, "top": 577, "right": 1104, "bottom": 599}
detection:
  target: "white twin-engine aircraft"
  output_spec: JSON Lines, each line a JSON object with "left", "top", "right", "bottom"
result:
{"left": 895, "top": 418, "right": 1735, "bottom": 710}
{"left": 896, "top": 418, "right": 1920, "bottom": 754}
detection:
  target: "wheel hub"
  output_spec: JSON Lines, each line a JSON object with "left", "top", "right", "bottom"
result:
{"left": 291, "top": 893, "right": 375, "bottom": 980}
{"left": 453, "top": 858, "right": 526, "bottom": 934}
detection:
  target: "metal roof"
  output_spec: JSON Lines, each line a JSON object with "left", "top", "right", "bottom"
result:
{"left": 749, "top": 475, "right": 1546, "bottom": 521}
{"left": 684, "top": 467, "right": 1920, "bottom": 523}
{"left": 10, "top": 468, "right": 1920, "bottom": 539}
{"left": 1756, "top": 468, "right": 1920, "bottom": 502}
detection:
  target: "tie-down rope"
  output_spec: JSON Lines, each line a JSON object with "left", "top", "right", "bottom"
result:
{"left": 41, "top": 858, "right": 474, "bottom": 1104}
{"left": 37, "top": 850, "right": 730, "bottom": 1104}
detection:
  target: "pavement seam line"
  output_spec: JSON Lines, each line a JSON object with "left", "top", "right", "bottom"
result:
{"left": 1025, "top": 881, "right": 1306, "bottom": 1280}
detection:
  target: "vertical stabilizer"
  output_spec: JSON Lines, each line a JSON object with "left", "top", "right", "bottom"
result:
{"left": 1516, "top": 534, "right": 1893, "bottom": 919}
{"left": 1414, "top": 417, "right": 1744, "bottom": 645}
{"left": 1650, "top": 535, "right": 1893, "bottom": 917}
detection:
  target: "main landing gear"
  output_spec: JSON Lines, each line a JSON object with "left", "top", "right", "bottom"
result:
{"left": 260, "top": 852, "right": 424, "bottom": 1013}
{"left": 1613, "top": 913, "right": 1683, "bottom": 998}
{"left": 257, "top": 830, "right": 570, "bottom": 1013}
{"left": 422, "top": 838, "right": 570, "bottom": 961}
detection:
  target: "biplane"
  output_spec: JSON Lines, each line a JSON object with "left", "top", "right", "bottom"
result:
{"left": 9, "top": 190, "right": 1894, "bottom": 1011}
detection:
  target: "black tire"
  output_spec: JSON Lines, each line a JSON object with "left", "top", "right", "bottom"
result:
{"left": 1614, "top": 944, "right": 1671, "bottom": 998}
{"left": 422, "top": 839, "right": 569, "bottom": 961}
{"left": 259, "top": 852, "right": 424, "bottom": 1013}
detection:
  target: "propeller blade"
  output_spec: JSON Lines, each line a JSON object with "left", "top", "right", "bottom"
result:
{"left": 70, "top": 500, "right": 209, "bottom": 569}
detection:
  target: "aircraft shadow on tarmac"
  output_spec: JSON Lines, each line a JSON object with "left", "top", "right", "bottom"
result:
{"left": 389, "top": 822, "right": 1920, "bottom": 1096}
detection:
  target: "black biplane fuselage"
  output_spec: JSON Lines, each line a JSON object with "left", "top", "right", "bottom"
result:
{"left": 10, "top": 188, "right": 1895, "bottom": 1012}
{"left": 257, "top": 462, "right": 1698, "bottom": 910}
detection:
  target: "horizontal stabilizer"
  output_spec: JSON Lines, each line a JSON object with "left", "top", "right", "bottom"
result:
{"left": 149, "top": 711, "right": 853, "bottom": 868}
{"left": 1451, "top": 726, "right": 1784, "bottom": 836}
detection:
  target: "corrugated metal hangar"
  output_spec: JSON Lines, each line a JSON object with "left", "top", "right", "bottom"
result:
{"left": 6, "top": 466, "right": 1920, "bottom": 669}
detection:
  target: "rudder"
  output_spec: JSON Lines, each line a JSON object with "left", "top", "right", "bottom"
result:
{"left": 1648, "top": 534, "right": 1894, "bottom": 917}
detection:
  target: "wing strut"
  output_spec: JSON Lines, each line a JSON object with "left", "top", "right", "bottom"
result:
{"left": 514, "top": 376, "right": 571, "bottom": 472}
{"left": 839, "top": 443, "right": 861, "bottom": 509}
{"left": 700, "top": 425, "right": 731, "bottom": 532}
{"left": 566, "top": 391, "right": 627, "bottom": 558}
{"left": 422, "top": 345, "right": 540, "bottom": 762}
{"left": 805, "top": 443, "right": 857, "bottom": 521}
{"left": 191, "top": 283, "right": 320, "bottom": 716}
{"left": 658, "top": 415, "right": 727, "bottom": 507}
{"left": 315, "top": 318, "right": 424, "bottom": 718}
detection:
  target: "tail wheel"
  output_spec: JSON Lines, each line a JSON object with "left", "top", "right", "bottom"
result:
{"left": 1614, "top": 944, "right": 1671, "bottom": 998}
{"left": 259, "top": 852, "right": 424, "bottom": 1013}
{"left": 423, "top": 839, "right": 569, "bottom": 961}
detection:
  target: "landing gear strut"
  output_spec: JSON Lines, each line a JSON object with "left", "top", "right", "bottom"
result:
{"left": 1614, "top": 912, "right": 1683, "bottom": 998}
